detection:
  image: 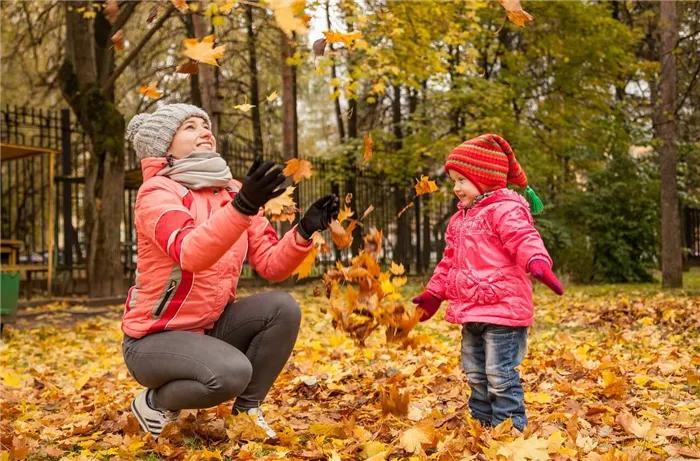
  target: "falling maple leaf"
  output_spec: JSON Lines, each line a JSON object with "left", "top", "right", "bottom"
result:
{"left": 293, "top": 247, "right": 318, "bottom": 280}
{"left": 264, "top": 186, "right": 297, "bottom": 223}
{"left": 176, "top": 60, "right": 199, "bottom": 74}
{"left": 363, "top": 133, "right": 374, "bottom": 164}
{"left": 360, "top": 205, "right": 374, "bottom": 221}
{"left": 329, "top": 219, "right": 357, "bottom": 250}
{"left": 397, "top": 201, "right": 414, "bottom": 218}
{"left": 390, "top": 261, "right": 405, "bottom": 276}
{"left": 345, "top": 193, "right": 353, "bottom": 205}
{"left": 268, "top": 0, "right": 308, "bottom": 37}
{"left": 172, "top": 0, "right": 189, "bottom": 13}
{"left": 182, "top": 34, "right": 226, "bottom": 67}
{"left": 111, "top": 29, "right": 125, "bottom": 51}
{"left": 363, "top": 228, "right": 383, "bottom": 257}
{"left": 323, "top": 30, "right": 363, "bottom": 48}
{"left": 337, "top": 205, "right": 354, "bottom": 223}
{"left": 283, "top": 158, "right": 313, "bottom": 183}
{"left": 138, "top": 82, "right": 162, "bottom": 100}
{"left": 311, "top": 231, "right": 330, "bottom": 254}
{"left": 234, "top": 103, "right": 255, "bottom": 112}
{"left": 312, "top": 38, "right": 327, "bottom": 56}
{"left": 499, "top": 0, "right": 534, "bottom": 27}
{"left": 266, "top": 91, "right": 279, "bottom": 102}
{"left": 414, "top": 175, "right": 438, "bottom": 196}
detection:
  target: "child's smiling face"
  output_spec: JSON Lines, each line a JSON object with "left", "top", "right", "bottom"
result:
{"left": 449, "top": 170, "right": 481, "bottom": 206}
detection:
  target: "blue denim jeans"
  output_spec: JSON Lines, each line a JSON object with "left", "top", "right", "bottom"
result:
{"left": 461, "top": 322, "right": 529, "bottom": 431}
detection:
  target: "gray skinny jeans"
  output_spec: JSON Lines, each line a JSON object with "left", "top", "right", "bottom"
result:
{"left": 122, "top": 291, "right": 301, "bottom": 411}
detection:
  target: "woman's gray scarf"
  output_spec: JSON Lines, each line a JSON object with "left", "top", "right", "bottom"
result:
{"left": 156, "top": 151, "right": 232, "bottom": 190}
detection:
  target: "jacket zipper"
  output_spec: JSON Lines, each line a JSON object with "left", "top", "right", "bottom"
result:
{"left": 154, "top": 280, "right": 177, "bottom": 317}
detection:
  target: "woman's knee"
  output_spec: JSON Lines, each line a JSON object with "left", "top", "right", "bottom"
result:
{"left": 205, "top": 359, "right": 253, "bottom": 402}
{"left": 269, "top": 291, "right": 302, "bottom": 325}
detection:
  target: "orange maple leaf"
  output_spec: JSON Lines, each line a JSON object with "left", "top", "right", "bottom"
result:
{"left": 182, "top": 34, "right": 226, "bottom": 66}
{"left": 283, "top": 159, "right": 313, "bottom": 183}
{"left": 139, "top": 82, "right": 162, "bottom": 100}
{"left": 499, "top": 0, "right": 534, "bottom": 27}
{"left": 329, "top": 219, "right": 357, "bottom": 250}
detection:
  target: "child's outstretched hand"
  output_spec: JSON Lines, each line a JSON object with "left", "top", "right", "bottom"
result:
{"left": 412, "top": 292, "right": 442, "bottom": 322}
{"left": 529, "top": 259, "right": 564, "bottom": 295}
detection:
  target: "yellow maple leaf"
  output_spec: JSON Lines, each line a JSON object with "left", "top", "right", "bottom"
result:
{"left": 266, "top": 91, "right": 279, "bottom": 102}
{"left": 264, "top": 186, "right": 297, "bottom": 217}
{"left": 293, "top": 247, "right": 317, "bottom": 280}
{"left": 234, "top": 103, "right": 255, "bottom": 112}
{"left": 268, "top": 1, "right": 308, "bottom": 37}
{"left": 138, "top": 82, "right": 162, "bottom": 100}
{"left": 524, "top": 391, "right": 553, "bottom": 404}
{"left": 497, "top": 436, "right": 549, "bottom": 461}
{"left": 338, "top": 205, "right": 354, "bottom": 223}
{"left": 282, "top": 158, "right": 313, "bottom": 183}
{"left": 218, "top": 0, "right": 235, "bottom": 13}
{"left": 323, "top": 30, "right": 363, "bottom": 48}
{"left": 363, "top": 133, "right": 374, "bottom": 164}
{"left": 182, "top": 34, "right": 226, "bottom": 66}
{"left": 398, "top": 426, "right": 432, "bottom": 454}
{"left": 414, "top": 175, "right": 438, "bottom": 196}
{"left": 1, "top": 370, "right": 22, "bottom": 387}
{"left": 499, "top": 0, "right": 534, "bottom": 27}
{"left": 390, "top": 261, "right": 405, "bottom": 275}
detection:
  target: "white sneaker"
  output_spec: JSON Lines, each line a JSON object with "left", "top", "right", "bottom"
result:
{"left": 244, "top": 407, "right": 277, "bottom": 439}
{"left": 131, "top": 389, "right": 180, "bottom": 438}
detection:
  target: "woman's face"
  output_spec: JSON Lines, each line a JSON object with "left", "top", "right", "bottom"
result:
{"left": 167, "top": 116, "right": 216, "bottom": 159}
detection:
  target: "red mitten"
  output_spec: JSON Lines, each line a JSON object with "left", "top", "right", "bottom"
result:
{"left": 412, "top": 292, "right": 442, "bottom": 322}
{"left": 528, "top": 259, "right": 564, "bottom": 295}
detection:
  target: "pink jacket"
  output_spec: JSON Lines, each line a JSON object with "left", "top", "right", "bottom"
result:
{"left": 122, "top": 157, "right": 313, "bottom": 338}
{"left": 426, "top": 189, "right": 552, "bottom": 327}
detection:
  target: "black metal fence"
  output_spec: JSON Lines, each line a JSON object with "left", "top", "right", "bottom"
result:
{"left": 2, "top": 104, "right": 459, "bottom": 296}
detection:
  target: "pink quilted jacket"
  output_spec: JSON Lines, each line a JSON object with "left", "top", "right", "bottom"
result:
{"left": 426, "top": 188, "right": 552, "bottom": 327}
{"left": 122, "top": 157, "right": 312, "bottom": 338}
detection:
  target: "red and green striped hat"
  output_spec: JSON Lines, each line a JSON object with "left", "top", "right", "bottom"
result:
{"left": 445, "top": 134, "right": 544, "bottom": 213}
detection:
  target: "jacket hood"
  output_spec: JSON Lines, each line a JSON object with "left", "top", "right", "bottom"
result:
{"left": 140, "top": 157, "right": 169, "bottom": 182}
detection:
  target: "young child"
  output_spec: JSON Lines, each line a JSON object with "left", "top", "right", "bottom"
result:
{"left": 412, "top": 133, "right": 563, "bottom": 431}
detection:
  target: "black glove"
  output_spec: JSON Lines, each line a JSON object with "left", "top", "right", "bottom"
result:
{"left": 232, "top": 156, "right": 287, "bottom": 215}
{"left": 298, "top": 194, "right": 340, "bottom": 240}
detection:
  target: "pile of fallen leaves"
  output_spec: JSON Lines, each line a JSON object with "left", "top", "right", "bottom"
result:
{"left": 2, "top": 280, "right": 699, "bottom": 460}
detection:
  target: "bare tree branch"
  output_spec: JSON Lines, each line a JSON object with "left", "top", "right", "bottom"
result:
{"left": 100, "top": 3, "right": 176, "bottom": 96}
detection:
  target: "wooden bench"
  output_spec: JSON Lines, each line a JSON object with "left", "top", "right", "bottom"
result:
{"left": 1, "top": 240, "right": 51, "bottom": 299}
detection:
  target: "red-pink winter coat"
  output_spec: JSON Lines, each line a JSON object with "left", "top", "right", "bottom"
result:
{"left": 122, "top": 157, "right": 312, "bottom": 338}
{"left": 425, "top": 188, "right": 553, "bottom": 327}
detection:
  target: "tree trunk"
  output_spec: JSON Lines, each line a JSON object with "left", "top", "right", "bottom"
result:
{"left": 245, "top": 4, "right": 264, "bottom": 158}
{"left": 192, "top": 3, "right": 220, "bottom": 138}
{"left": 658, "top": 0, "right": 683, "bottom": 288}
{"left": 392, "top": 84, "right": 411, "bottom": 271}
{"left": 60, "top": 2, "right": 124, "bottom": 297}
{"left": 281, "top": 31, "right": 298, "bottom": 233}
{"left": 327, "top": 0, "right": 345, "bottom": 142}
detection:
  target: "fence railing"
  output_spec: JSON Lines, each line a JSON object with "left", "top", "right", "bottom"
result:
{"left": 2, "top": 104, "right": 458, "bottom": 296}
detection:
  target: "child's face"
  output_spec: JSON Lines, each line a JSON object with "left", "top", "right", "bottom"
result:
{"left": 449, "top": 170, "right": 481, "bottom": 206}
{"left": 167, "top": 116, "right": 216, "bottom": 159}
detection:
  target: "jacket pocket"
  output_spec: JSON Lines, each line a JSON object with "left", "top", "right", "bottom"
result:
{"left": 152, "top": 279, "right": 178, "bottom": 318}
{"left": 462, "top": 269, "right": 508, "bottom": 304}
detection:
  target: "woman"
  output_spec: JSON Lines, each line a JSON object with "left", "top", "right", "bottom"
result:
{"left": 121, "top": 104, "right": 339, "bottom": 439}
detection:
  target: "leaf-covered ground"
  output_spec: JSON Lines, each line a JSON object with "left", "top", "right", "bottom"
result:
{"left": 2, "top": 272, "right": 700, "bottom": 461}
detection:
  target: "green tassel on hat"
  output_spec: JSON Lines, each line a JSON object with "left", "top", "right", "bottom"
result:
{"left": 524, "top": 186, "right": 544, "bottom": 215}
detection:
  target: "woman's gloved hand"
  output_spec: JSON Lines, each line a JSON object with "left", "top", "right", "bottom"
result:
{"left": 232, "top": 156, "right": 287, "bottom": 215}
{"left": 298, "top": 194, "right": 340, "bottom": 240}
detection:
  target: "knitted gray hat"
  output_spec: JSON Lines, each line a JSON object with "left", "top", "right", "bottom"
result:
{"left": 126, "top": 104, "right": 212, "bottom": 160}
